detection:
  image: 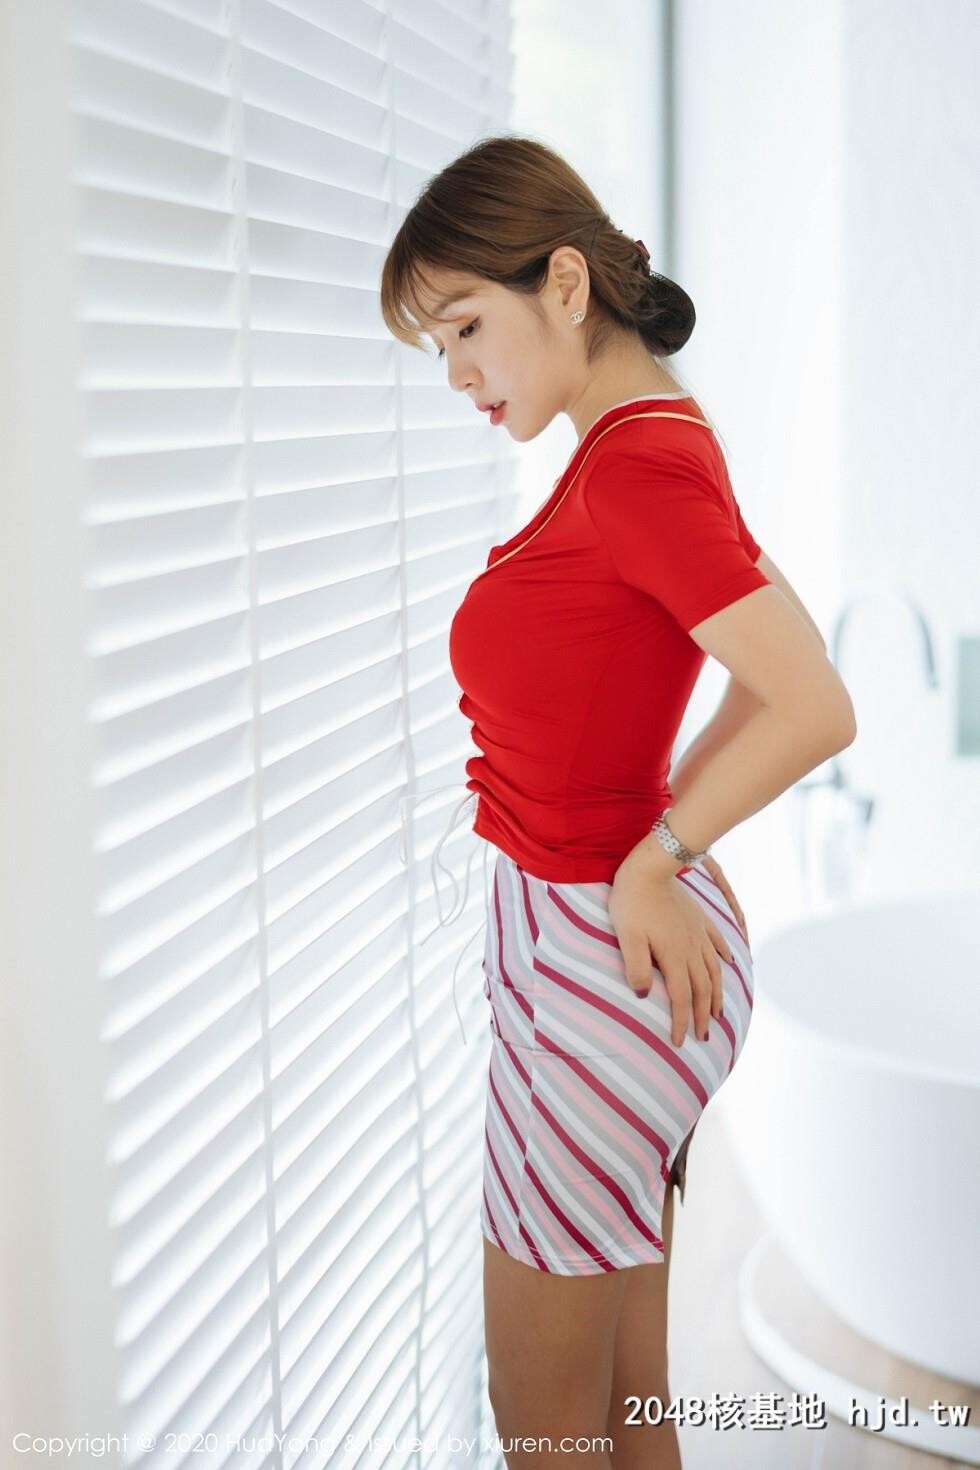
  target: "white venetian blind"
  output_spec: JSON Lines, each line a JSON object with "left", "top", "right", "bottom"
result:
{"left": 70, "top": 0, "right": 516, "bottom": 1464}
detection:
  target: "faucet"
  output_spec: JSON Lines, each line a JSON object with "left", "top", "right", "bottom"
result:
{"left": 830, "top": 584, "right": 939, "bottom": 691}
{"left": 797, "top": 584, "right": 941, "bottom": 829}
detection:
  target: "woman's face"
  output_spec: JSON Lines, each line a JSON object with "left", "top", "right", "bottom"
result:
{"left": 414, "top": 267, "right": 577, "bottom": 444}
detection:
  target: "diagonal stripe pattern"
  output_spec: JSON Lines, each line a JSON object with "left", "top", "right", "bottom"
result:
{"left": 479, "top": 850, "right": 755, "bottom": 1273}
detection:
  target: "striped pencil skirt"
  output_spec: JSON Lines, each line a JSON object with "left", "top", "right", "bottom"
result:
{"left": 479, "top": 849, "right": 755, "bottom": 1274}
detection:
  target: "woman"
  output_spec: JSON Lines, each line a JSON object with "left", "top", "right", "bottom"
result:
{"left": 381, "top": 136, "right": 856, "bottom": 1469}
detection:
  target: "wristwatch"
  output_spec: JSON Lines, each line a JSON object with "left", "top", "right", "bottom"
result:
{"left": 651, "top": 807, "right": 712, "bottom": 866}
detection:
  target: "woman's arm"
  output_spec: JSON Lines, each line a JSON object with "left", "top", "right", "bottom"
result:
{"left": 669, "top": 675, "right": 765, "bottom": 799}
{"left": 623, "top": 579, "right": 855, "bottom": 882}
{"left": 668, "top": 549, "right": 829, "bottom": 801}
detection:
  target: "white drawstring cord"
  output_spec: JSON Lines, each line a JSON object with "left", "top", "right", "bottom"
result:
{"left": 441, "top": 848, "right": 490, "bottom": 1047}
{"left": 398, "top": 785, "right": 489, "bottom": 1044}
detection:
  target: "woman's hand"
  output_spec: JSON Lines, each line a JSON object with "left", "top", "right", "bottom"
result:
{"left": 608, "top": 858, "right": 734, "bottom": 1047}
{"left": 699, "top": 853, "right": 750, "bottom": 949}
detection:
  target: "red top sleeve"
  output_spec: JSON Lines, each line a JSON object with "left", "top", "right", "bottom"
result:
{"left": 582, "top": 439, "right": 771, "bottom": 632}
{"left": 732, "top": 492, "right": 762, "bottom": 562}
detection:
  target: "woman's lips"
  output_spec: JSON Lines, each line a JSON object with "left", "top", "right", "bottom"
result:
{"left": 490, "top": 401, "right": 507, "bottom": 426}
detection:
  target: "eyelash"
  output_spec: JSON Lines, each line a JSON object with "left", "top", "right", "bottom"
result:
{"left": 436, "top": 319, "right": 478, "bottom": 359}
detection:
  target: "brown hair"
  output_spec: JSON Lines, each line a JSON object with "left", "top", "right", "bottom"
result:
{"left": 379, "top": 134, "right": 697, "bottom": 375}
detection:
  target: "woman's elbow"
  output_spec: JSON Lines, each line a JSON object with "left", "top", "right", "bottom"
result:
{"left": 777, "top": 682, "right": 857, "bottom": 759}
{"left": 810, "top": 657, "right": 858, "bottom": 751}
{"left": 826, "top": 689, "right": 858, "bottom": 750}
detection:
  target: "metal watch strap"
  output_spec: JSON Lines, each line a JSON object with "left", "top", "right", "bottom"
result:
{"left": 651, "top": 807, "right": 711, "bottom": 865}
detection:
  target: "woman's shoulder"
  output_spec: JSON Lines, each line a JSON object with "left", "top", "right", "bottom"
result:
{"left": 585, "top": 399, "right": 719, "bottom": 470}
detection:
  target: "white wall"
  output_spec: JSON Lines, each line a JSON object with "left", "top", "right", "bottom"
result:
{"left": 835, "top": 0, "right": 980, "bottom": 900}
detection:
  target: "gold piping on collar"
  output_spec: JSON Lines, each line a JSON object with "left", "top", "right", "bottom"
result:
{"left": 476, "top": 410, "right": 713, "bottom": 578}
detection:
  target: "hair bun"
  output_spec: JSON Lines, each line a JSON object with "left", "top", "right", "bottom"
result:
{"left": 639, "top": 269, "right": 696, "bottom": 356}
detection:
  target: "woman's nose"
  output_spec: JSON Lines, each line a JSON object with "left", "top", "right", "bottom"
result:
{"left": 448, "top": 361, "right": 475, "bottom": 395}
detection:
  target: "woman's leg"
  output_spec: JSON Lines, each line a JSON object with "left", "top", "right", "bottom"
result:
{"left": 483, "top": 1235, "right": 629, "bottom": 1467}
{"left": 605, "top": 1178, "right": 682, "bottom": 1469}
{"left": 478, "top": 853, "right": 749, "bottom": 1468}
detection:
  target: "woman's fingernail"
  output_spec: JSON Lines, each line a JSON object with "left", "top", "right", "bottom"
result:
{"left": 636, "top": 987, "right": 651, "bottom": 998}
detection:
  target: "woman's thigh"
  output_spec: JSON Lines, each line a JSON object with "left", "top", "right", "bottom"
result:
{"left": 482, "top": 1188, "right": 679, "bottom": 1443}
{"left": 482, "top": 1233, "right": 629, "bottom": 1426}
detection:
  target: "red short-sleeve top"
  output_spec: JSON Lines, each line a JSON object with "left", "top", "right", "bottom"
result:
{"left": 448, "top": 394, "right": 772, "bottom": 882}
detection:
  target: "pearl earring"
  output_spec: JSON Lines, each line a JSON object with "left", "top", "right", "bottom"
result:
{"left": 569, "top": 310, "right": 585, "bottom": 324}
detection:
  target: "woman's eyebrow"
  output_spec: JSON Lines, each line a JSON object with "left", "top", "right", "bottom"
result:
{"left": 425, "top": 293, "right": 475, "bottom": 321}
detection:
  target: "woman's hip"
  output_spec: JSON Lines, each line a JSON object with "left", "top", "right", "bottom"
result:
{"left": 481, "top": 847, "right": 755, "bottom": 1074}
